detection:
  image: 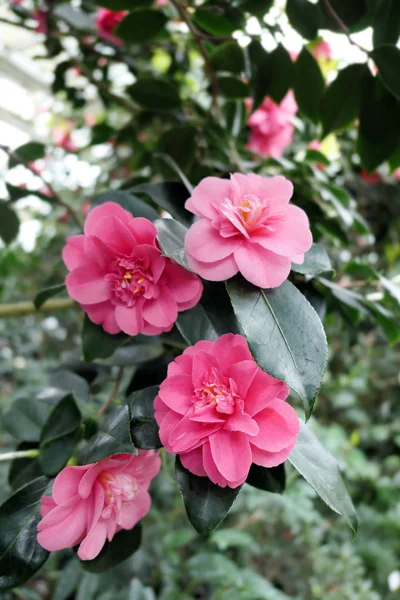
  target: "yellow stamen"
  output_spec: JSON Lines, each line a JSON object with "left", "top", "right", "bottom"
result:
{"left": 124, "top": 272, "right": 132, "bottom": 279}
{"left": 137, "top": 277, "right": 145, "bottom": 284}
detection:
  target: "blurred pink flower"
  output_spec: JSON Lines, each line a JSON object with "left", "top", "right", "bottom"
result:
{"left": 95, "top": 9, "right": 127, "bottom": 45}
{"left": 184, "top": 173, "right": 312, "bottom": 288}
{"left": 63, "top": 202, "right": 203, "bottom": 335}
{"left": 394, "top": 168, "right": 400, "bottom": 181}
{"left": 156, "top": 0, "right": 169, "bottom": 5}
{"left": 312, "top": 40, "right": 333, "bottom": 61}
{"left": 155, "top": 334, "right": 299, "bottom": 488}
{"left": 53, "top": 126, "right": 77, "bottom": 152}
{"left": 33, "top": 9, "right": 47, "bottom": 33}
{"left": 246, "top": 91, "right": 297, "bottom": 159}
{"left": 37, "top": 452, "right": 160, "bottom": 561}
{"left": 360, "top": 170, "right": 381, "bottom": 185}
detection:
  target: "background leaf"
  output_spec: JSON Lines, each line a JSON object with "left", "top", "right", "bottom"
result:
{"left": 127, "top": 385, "right": 161, "bottom": 450}
{"left": 34, "top": 283, "right": 67, "bottom": 310}
{"left": 245, "top": 463, "right": 286, "bottom": 494}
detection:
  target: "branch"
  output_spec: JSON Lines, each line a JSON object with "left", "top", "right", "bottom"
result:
{"left": 0, "top": 145, "right": 84, "bottom": 228}
{"left": 322, "top": 0, "right": 370, "bottom": 56}
{"left": 170, "top": 0, "right": 221, "bottom": 117}
{"left": 0, "top": 298, "right": 76, "bottom": 317}
{"left": 97, "top": 367, "right": 124, "bottom": 417}
{"left": 0, "top": 16, "right": 36, "bottom": 32}
{"left": 0, "top": 449, "right": 39, "bottom": 462}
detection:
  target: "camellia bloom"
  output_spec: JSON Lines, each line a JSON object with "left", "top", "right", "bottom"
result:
{"left": 154, "top": 334, "right": 299, "bottom": 488}
{"left": 184, "top": 173, "right": 312, "bottom": 288}
{"left": 246, "top": 91, "right": 297, "bottom": 158}
{"left": 63, "top": 202, "right": 202, "bottom": 335}
{"left": 37, "top": 452, "right": 160, "bottom": 560}
{"left": 95, "top": 8, "right": 127, "bottom": 45}
{"left": 312, "top": 40, "right": 333, "bottom": 61}
{"left": 33, "top": 8, "right": 47, "bottom": 34}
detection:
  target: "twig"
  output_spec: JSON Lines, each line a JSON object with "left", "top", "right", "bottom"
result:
{"left": 97, "top": 367, "right": 124, "bottom": 418}
{"left": 0, "top": 449, "right": 39, "bottom": 462}
{"left": 0, "top": 298, "right": 75, "bottom": 317}
{"left": 322, "top": 0, "right": 370, "bottom": 56}
{"left": 0, "top": 145, "right": 84, "bottom": 228}
{"left": 170, "top": 0, "right": 221, "bottom": 117}
{"left": 0, "top": 16, "right": 36, "bottom": 32}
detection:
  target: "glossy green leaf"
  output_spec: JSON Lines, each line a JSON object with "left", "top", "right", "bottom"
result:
{"left": 289, "top": 421, "right": 358, "bottom": 533}
{"left": 319, "top": 0, "right": 370, "bottom": 31}
{"left": 210, "top": 41, "right": 245, "bottom": 74}
{"left": 34, "top": 283, "right": 67, "bottom": 310}
{"left": 129, "top": 78, "right": 181, "bottom": 111}
{"left": 372, "top": 0, "right": 400, "bottom": 46}
{"left": 8, "top": 443, "right": 42, "bottom": 491}
{"left": 132, "top": 182, "right": 190, "bottom": 225}
{"left": 79, "top": 405, "right": 136, "bottom": 465}
{"left": 0, "top": 477, "right": 50, "bottom": 591}
{"left": 217, "top": 76, "right": 249, "bottom": 99}
{"left": 286, "top": 0, "right": 321, "bottom": 40}
{"left": 115, "top": 10, "right": 167, "bottom": 44}
{"left": 371, "top": 45, "right": 400, "bottom": 101}
{"left": 321, "top": 64, "right": 368, "bottom": 138}
{"left": 237, "top": 0, "right": 273, "bottom": 14}
{"left": 294, "top": 48, "right": 325, "bottom": 123}
{"left": 2, "top": 397, "right": 51, "bottom": 442}
{"left": 193, "top": 9, "right": 241, "bottom": 36}
{"left": 81, "top": 525, "right": 142, "bottom": 573}
{"left": 39, "top": 394, "right": 82, "bottom": 476}
{"left": 82, "top": 316, "right": 130, "bottom": 363}
{"left": 0, "top": 202, "right": 19, "bottom": 245}
{"left": 128, "top": 385, "right": 161, "bottom": 450}
{"left": 158, "top": 125, "right": 197, "bottom": 173}
{"left": 292, "top": 243, "right": 332, "bottom": 277}
{"left": 245, "top": 463, "right": 285, "bottom": 493}
{"left": 176, "top": 457, "right": 242, "bottom": 534}
{"left": 154, "top": 217, "right": 191, "bottom": 270}
{"left": 251, "top": 45, "right": 294, "bottom": 108}
{"left": 92, "top": 190, "right": 159, "bottom": 221}
{"left": 227, "top": 278, "right": 328, "bottom": 419}
{"left": 9, "top": 142, "right": 45, "bottom": 167}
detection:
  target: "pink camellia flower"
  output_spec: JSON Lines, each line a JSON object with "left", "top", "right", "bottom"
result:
{"left": 63, "top": 202, "right": 202, "bottom": 335}
{"left": 37, "top": 452, "right": 160, "bottom": 561}
{"left": 95, "top": 9, "right": 127, "bottom": 45}
{"left": 312, "top": 40, "right": 333, "bottom": 61}
{"left": 33, "top": 8, "right": 48, "bottom": 34}
{"left": 154, "top": 334, "right": 299, "bottom": 488}
{"left": 156, "top": 0, "right": 169, "bottom": 5}
{"left": 184, "top": 173, "right": 312, "bottom": 288}
{"left": 246, "top": 91, "right": 297, "bottom": 158}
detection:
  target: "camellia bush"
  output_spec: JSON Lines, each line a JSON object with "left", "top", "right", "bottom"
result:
{"left": 1, "top": 0, "right": 400, "bottom": 598}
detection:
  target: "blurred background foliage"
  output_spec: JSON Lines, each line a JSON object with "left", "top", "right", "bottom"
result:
{"left": 0, "top": 0, "right": 400, "bottom": 598}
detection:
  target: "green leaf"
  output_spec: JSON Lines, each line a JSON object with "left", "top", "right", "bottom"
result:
{"left": 371, "top": 44, "right": 400, "bottom": 100}
{"left": 0, "top": 477, "right": 50, "bottom": 591}
{"left": 289, "top": 421, "right": 358, "bottom": 533}
{"left": 132, "top": 182, "right": 190, "bottom": 225}
{"left": 79, "top": 405, "right": 136, "bottom": 464}
{"left": 372, "top": 0, "right": 400, "bottom": 46}
{"left": 52, "top": 557, "right": 82, "bottom": 600}
{"left": 319, "top": 0, "right": 370, "bottom": 32}
{"left": 158, "top": 125, "right": 197, "bottom": 173}
{"left": 95, "top": 0, "right": 152, "bottom": 8}
{"left": 193, "top": 9, "right": 241, "bottom": 36}
{"left": 294, "top": 48, "right": 325, "bottom": 123}
{"left": 175, "top": 457, "right": 242, "bottom": 534}
{"left": 154, "top": 217, "right": 191, "bottom": 270}
{"left": 34, "top": 283, "right": 66, "bottom": 310}
{"left": 292, "top": 243, "right": 332, "bottom": 277}
{"left": 82, "top": 316, "right": 130, "bottom": 363}
{"left": 245, "top": 463, "right": 285, "bottom": 493}
{"left": 217, "top": 76, "right": 250, "bottom": 99}
{"left": 226, "top": 278, "right": 328, "bottom": 419}
{"left": 9, "top": 142, "right": 46, "bottom": 167}
{"left": 236, "top": 0, "right": 273, "bottom": 14}
{"left": 286, "top": 0, "right": 321, "bottom": 40}
{"left": 0, "top": 202, "right": 19, "bottom": 245}
{"left": 80, "top": 525, "right": 142, "bottom": 573}
{"left": 210, "top": 41, "right": 245, "bottom": 74}
{"left": 6, "top": 183, "right": 52, "bottom": 204}
{"left": 92, "top": 190, "right": 159, "bottom": 221}
{"left": 8, "top": 443, "right": 42, "bottom": 491}
{"left": 321, "top": 64, "right": 368, "bottom": 138}
{"left": 128, "top": 78, "right": 181, "bottom": 111}
{"left": 39, "top": 394, "right": 82, "bottom": 476}
{"left": 127, "top": 385, "right": 161, "bottom": 450}
{"left": 115, "top": 10, "right": 168, "bottom": 44}
{"left": 153, "top": 153, "right": 194, "bottom": 192}
{"left": 2, "top": 397, "right": 51, "bottom": 442}
{"left": 266, "top": 45, "right": 295, "bottom": 104}
{"left": 177, "top": 281, "right": 241, "bottom": 345}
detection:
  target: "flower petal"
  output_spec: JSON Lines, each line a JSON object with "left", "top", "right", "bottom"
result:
{"left": 185, "top": 177, "right": 232, "bottom": 219}
{"left": 66, "top": 265, "right": 111, "bottom": 304}
{"left": 115, "top": 302, "right": 144, "bottom": 336}
{"left": 209, "top": 429, "right": 251, "bottom": 484}
{"left": 185, "top": 219, "right": 242, "bottom": 263}
{"left": 78, "top": 520, "right": 108, "bottom": 561}
{"left": 233, "top": 243, "right": 291, "bottom": 288}
{"left": 62, "top": 235, "right": 86, "bottom": 271}
{"left": 159, "top": 374, "right": 194, "bottom": 414}
{"left": 251, "top": 399, "right": 299, "bottom": 452}
{"left": 142, "top": 291, "right": 178, "bottom": 328}
{"left": 186, "top": 252, "right": 239, "bottom": 282}
{"left": 180, "top": 446, "right": 207, "bottom": 477}
{"left": 84, "top": 202, "right": 132, "bottom": 234}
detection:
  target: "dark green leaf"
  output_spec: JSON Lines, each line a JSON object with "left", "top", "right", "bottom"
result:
{"left": 371, "top": 44, "right": 400, "bottom": 100}
{"left": 2, "top": 397, "right": 51, "bottom": 442}
{"left": 289, "top": 421, "right": 358, "bottom": 533}
{"left": 246, "top": 463, "right": 285, "bottom": 493}
{"left": 153, "top": 153, "right": 193, "bottom": 192}
{"left": 128, "top": 78, "right": 181, "bottom": 110}
{"left": 319, "top": 0, "right": 369, "bottom": 31}
{"left": 158, "top": 125, "right": 197, "bottom": 172}
{"left": 95, "top": 0, "right": 151, "bottom": 8}
{"left": 193, "top": 9, "right": 240, "bottom": 36}
{"left": 154, "top": 217, "right": 190, "bottom": 270}
{"left": 210, "top": 41, "right": 245, "bottom": 74}
{"left": 92, "top": 190, "right": 159, "bottom": 221}
{"left": 132, "top": 182, "right": 190, "bottom": 225}
{"left": 6, "top": 183, "right": 53, "bottom": 203}
{"left": 81, "top": 525, "right": 142, "bottom": 573}
{"left": 305, "top": 149, "right": 330, "bottom": 166}
{"left": 101, "top": 340, "right": 164, "bottom": 367}
{"left": 217, "top": 76, "right": 249, "bottom": 99}
{"left": 292, "top": 243, "right": 332, "bottom": 277}
{"left": 176, "top": 457, "right": 242, "bottom": 534}
{"left": 8, "top": 443, "right": 42, "bottom": 491}
{"left": 287, "top": 0, "right": 321, "bottom": 39}
{"left": 294, "top": 48, "right": 325, "bottom": 123}
{"left": 251, "top": 45, "right": 294, "bottom": 108}
{"left": 128, "top": 385, "right": 161, "bottom": 450}
{"left": 115, "top": 10, "right": 167, "bottom": 44}
{"left": 90, "top": 123, "right": 114, "bottom": 145}
{"left": 79, "top": 405, "right": 136, "bottom": 464}
{"left": 226, "top": 278, "right": 328, "bottom": 419}
{"left": 0, "top": 203, "right": 19, "bottom": 245}
{"left": 236, "top": 0, "right": 273, "bottom": 14}
{"left": 34, "top": 283, "right": 66, "bottom": 310}
{"left": 321, "top": 64, "right": 368, "bottom": 137}
{"left": 372, "top": 0, "right": 400, "bottom": 46}
{"left": 0, "top": 477, "right": 50, "bottom": 591}
{"left": 9, "top": 142, "right": 45, "bottom": 167}
{"left": 52, "top": 557, "right": 82, "bottom": 600}
{"left": 48, "top": 370, "right": 90, "bottom": 404}
{"left": 82, "top": 316, "right": 130, "bottom": 363}
{"left": 39, "top": 394, "right": 82, "bottom": 476}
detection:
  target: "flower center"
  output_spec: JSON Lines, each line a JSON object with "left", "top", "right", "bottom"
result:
{"left": 192, "top": 368, "right": 240, "bottom": 415}
{"left": 105, "top": 257, "right": 153, "bottom": 306}
{"left": 99, "top": 471, "right": 137, "bottom": 519}
{"left": 219, "top": 194, "right": 269, "bottom": 236}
